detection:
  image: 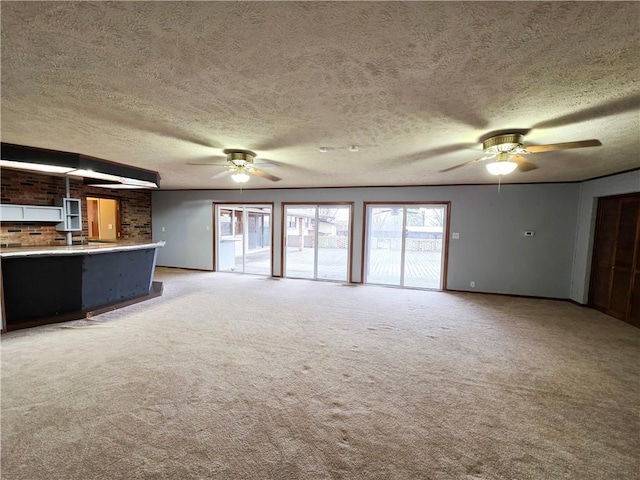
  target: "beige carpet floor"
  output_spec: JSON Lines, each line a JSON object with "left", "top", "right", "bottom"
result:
{"left": 2, "top": 267, "right": 639, "bottom": 480}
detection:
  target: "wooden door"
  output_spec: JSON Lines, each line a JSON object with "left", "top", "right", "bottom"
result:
{"left": 87, "top": 198, "right": 100, "bottom": 240}
{"left": 589, "top": 194, "right": 640, "bottom": 327}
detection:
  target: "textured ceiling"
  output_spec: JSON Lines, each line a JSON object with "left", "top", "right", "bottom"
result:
{"left": 1, "top": 1, "right": 639, "bottom": 189}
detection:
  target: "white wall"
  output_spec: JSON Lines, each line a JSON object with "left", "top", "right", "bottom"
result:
{"left": 570, "top": 170, "right": 640, "bottom": 304}
{"left": 153, "top": 182, "right": 581, "bottom": 299}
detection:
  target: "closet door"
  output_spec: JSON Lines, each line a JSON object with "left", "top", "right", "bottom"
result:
{"left": 609, "top": 197, "right": 639, "bottom": 320}
{"left": 630, "top": 234, "right": 640, "bottom": 326}
{"left": 589, "top": 194, "right": 640, "bottom": 326}
{"left": 590, "top": 198, "right": 621, "bottom": 312}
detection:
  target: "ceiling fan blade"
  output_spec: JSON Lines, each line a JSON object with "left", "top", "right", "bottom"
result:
{"left": 523, "top": 139, "right": 602, "bottom": 154}
{"left": 253, "top": 161, "right": 277, "bottom": 169}
{"left": 210, "top": 170, "right": 230, "bottom": 179}
{"left": 440, "top": 154, "right": 494, "bottom": 173}
{"left": 510, "top": 155, "right": 538, "bottom": 172}
{"left": 250, "top": 168, "right": 281, "bottom": 182}
{"left": 186, "top": 161, "right": 227, "bottom": 166}
{"left": 403, "top": 143, "right": 478, "bottom": 165}
{"left": 532, "top": 93, "right": 640, "bottom": 129}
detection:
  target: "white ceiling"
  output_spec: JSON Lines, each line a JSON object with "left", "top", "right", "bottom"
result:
{"left": 1, "top": 1, "right": 639, "bottom": 190}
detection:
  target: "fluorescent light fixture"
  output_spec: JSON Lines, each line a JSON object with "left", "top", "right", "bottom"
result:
{"left": 120, "top": 177, "right": 159, "bottom": 188}
{"left": 486, "top": 161, "right": 518, "bottom": 176}
{"left": 88, "top": 183, "right": 157, "bottom": 189}
{"left": 1, "top": 143, "right": 161, "bottom": 188}
{"left": 67, "top": 169, "right": 123, "bottom": 182}
{"left": 85, "top": 177, "right": 158, "bottom": 189}
{"left": 0, "top": 159, "right": 75, "bottom": 174}
{"left": 231, "top": 172, "right": 250, "bottom": 183}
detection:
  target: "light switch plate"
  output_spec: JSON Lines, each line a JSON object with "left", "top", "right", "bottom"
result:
{"left": 452, "top": 232, "right": 460, "bottom": 239}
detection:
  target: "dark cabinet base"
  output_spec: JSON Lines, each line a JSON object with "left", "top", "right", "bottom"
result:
{"left": 1, "top": 246, "right": 163, "bottom": 331}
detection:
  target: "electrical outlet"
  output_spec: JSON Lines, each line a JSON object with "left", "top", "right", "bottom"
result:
{"left": 470, "top": 281, "right": 475, "bottom": 288}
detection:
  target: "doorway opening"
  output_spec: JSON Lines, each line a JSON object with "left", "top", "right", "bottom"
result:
{"left": 283, "top": 204, "right": 352, "bottom": 282}
{"left": 215, "top": 204, "right": 272, "bottom": 275}
{"left": 364, "top": 203, "right": 448, "bottom": 289}
{"left": 87, "top": 197, "right": 121, "bottom": 242}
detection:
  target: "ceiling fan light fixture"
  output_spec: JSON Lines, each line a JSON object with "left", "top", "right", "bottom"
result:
{"left": 486, "top": 160, "right": 518, "bottom": 176}
{"left": 231, "top": 170, "right": 250, "bottom": 183}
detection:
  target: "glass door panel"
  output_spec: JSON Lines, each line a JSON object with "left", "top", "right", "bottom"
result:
{"left": 284, "top": 205, "right": 351, "bottom": 282}
{"left": 403, "top": 206, "right": 445, "bottom": 289}
{"left": 365, "top": 206, "right": 404, "bottom": 285}
{"left": 366, "top": 204, "right": 446, "bottom": 289}
{"left": 218, "top": 208, "right": 239, "bottom": 272}
{"left": 244, "top": 209, "right": 271, "bottom": 275}
{"left": 216, "top": 205, "right": 271, "bottom": 275}
{"left": 317, "top": 206, "right": 350, "bottom": 282}
{"left": 284, "top": 207, "right": 316, "bottom": 279}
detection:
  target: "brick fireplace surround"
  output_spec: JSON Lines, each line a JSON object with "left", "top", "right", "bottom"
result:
{"left": 1, "top": 169, "right": 152, "bottom": 247}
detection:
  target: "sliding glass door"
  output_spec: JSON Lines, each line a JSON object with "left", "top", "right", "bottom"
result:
{"left": 284, "top": 204, "right": 351, "bottom": 282}
{"left": 216, "top": 204, "right": 272, "bottom": 275}
{"left": 365, "top": 204, "right": 447, "bottom": 289}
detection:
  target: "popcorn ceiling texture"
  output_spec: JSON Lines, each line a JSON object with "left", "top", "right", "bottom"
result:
{"left": 1, "top": 2, "right": 639, "bottom": 189}
{"left": 0, "top": 169, "right": 152, "bottom": 247}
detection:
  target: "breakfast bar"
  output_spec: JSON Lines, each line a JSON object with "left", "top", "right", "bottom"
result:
{"left": 0, "top": 241, "right": 165, "bottom": 332}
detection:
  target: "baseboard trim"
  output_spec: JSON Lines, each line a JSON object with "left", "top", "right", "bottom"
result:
{"left": 444, "top": 288, "right": 579, "bottom": 304}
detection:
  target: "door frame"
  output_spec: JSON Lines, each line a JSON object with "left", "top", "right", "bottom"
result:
{"left": 362, "top": 201, "right": 451, "bottom": 290}
{"left": 281, "top": 202, "right": 354, "bottom": 283}
{"left": 212, "top": 202, "right": 274, "bottom": 275}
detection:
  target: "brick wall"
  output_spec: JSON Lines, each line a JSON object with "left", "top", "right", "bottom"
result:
{"left": 1, "top": 168, "right": 152, "bottom": 247}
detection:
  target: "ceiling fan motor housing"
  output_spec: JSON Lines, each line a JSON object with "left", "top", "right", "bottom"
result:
{"left": 483, "top": 134, "right": 524, "bottom": 154}
{"left": 223, "top": 149, "right": 256, "bottom": 166}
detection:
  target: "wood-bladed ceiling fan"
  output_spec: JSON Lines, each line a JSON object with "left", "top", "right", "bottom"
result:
{"left": 188, "top": 149, "right": 281, "bottom": 183}
{"left": 441, "top": 133, "right": 602, "bottom": 175}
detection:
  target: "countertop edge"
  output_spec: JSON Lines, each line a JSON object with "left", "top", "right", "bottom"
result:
{"left": 0, "top": 241, "right": 166, "bottom": 258}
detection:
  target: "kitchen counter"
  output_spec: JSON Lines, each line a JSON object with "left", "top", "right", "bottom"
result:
{"left": 0, "top": 241, "right": 165, "bottom": 257}
{"left": 1, "top": 241, "right": 165, "bottom": 332}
